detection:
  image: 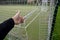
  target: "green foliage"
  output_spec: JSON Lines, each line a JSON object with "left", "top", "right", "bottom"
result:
{"left": 52, "top": 6, "right": 60, "bottom": 40}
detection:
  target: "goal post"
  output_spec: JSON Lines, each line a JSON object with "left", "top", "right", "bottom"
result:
{"left": 49, "top": 0, "right": 60, "bottom": 40}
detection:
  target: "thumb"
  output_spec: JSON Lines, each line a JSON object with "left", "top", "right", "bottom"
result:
{"left": 16, "top": 10, "right": 20, "bottom": 16}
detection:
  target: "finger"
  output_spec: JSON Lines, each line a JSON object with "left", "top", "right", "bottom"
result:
{"left": 20, "top": 17, "right": 24, "bottom": 23}
{"left": 16, "top": 10, "right": 20, "bottom": 16}
{"left": 17, "top": 10, "right": 20, "bottom": 14}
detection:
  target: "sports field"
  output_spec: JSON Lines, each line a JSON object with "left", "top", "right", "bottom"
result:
{"left": 0, "top": 5, "right": 49, "bottom": 40}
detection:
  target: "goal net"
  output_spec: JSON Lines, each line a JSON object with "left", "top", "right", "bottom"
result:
{"left": 0, "top": 0, "right": 58, "bottom": 40}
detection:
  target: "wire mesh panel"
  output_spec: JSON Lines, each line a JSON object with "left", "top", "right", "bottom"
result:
{"left": 0, "top": 0, "right": 57, "bottom": 40}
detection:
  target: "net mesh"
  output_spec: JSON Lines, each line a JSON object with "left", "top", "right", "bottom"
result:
{"left": 0, "top": 0, "right": 57, "bottom": 40}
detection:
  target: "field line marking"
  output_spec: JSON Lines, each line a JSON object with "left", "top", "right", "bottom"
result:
{"left": 24, "top": 7, "right": 38, "bottom": 20}
{"left": 25, "top": 12, "right": 40, "bottom": 29}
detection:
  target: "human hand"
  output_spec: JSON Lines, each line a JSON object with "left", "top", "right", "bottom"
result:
{"left": 12, "top": 10, "right": 24, "bottom": 25}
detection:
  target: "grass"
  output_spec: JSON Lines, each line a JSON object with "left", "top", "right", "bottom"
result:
{"left": 0, "top": 5, "right": 49, "bottom": 40}
{"left": 52, "top": 6, "right": 60, "bottom": 40}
